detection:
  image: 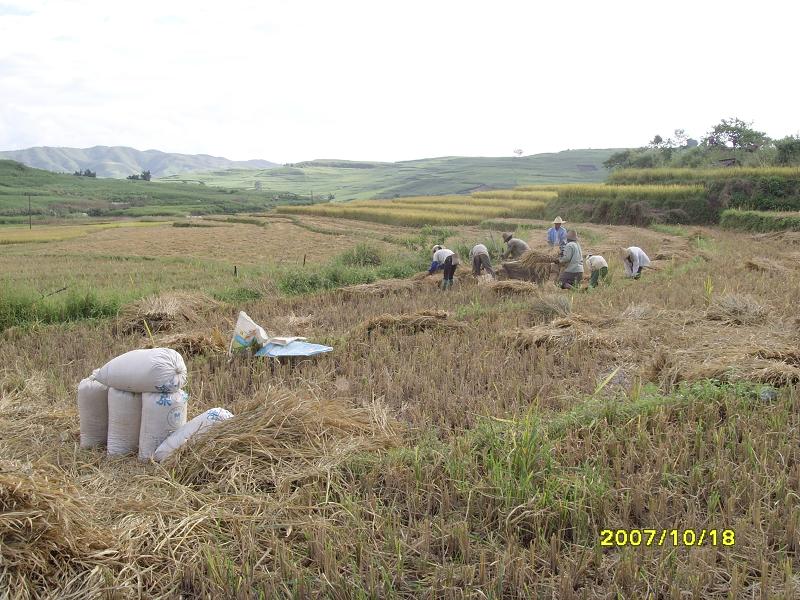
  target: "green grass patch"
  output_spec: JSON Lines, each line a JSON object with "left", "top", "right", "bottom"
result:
{"left": 720, "top": 209, "right": 800, "bottom": 232}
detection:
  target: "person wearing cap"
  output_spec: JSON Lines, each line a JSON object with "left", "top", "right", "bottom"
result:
{"left": 585, "top": 253, "right": 608, "bottom": 288}
{"left": 469, "top": 243, "right": 495, "bottom": 278}
{"left": 621, "top": 246, "right": 651, "bottom": 279}
{"left": 501, "top": 232, "right": 530, "bottom": 260}
{"left": 557, "top": 230, "right": 584, "bottom": 289}
{"left": 427, "top": 244, "right": 460, "bottom": 289}
{"left": 547, "top": 217, "right": 568, "bottom": 250}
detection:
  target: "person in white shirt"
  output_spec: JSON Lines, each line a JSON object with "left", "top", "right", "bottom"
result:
{"left": 469, "top": 244, "right": 495, "bottom": 278}
{"left": 585, "top": 254, "right": 609, "bottom": 288}
{"left": 620, "top": 246, "right": 651, "bottom": 279}
{"left": 427, "top": 245, "right": 460, "bottom": 289}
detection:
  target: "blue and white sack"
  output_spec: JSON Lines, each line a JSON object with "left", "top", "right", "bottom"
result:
{"left": 138, "top": 390, "right": 188, "bottom": 461}
{"left": 107, "top": 388, "right": 142, "bottom": 456}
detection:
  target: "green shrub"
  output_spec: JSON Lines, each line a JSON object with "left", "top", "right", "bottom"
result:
{"left": 719, "top": 209, "right": 800, "bottom": 232}
{"left": 337, "top": 243, "right": 383, "bottom": 267}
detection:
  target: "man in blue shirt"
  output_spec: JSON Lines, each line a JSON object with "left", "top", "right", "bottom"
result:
{"left": 547, "top": 216, "right": 568, "bottom": 250}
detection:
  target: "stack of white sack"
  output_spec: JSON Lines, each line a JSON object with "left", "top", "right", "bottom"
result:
{"left": 77, "top": 348, "right": 192, "bottom": 459}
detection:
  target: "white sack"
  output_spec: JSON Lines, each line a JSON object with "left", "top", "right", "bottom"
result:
{"left": 77, "top": 378, "right": 109, "bottom": 448}
{"left": 93, "top": 348, "right": 187, "bottom": 393}
{"left": 154, "top": 407, "right": 233, "bottom": 462}
{"left": 138, "top": 390, "right": 188, "bottom": 461}
{"left": 107, "top": 388, "right": 142, "bottom": 456}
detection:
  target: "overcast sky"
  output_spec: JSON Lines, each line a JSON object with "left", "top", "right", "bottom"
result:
{"left": 1, "top": 0, "right": 798, "bottom": 163}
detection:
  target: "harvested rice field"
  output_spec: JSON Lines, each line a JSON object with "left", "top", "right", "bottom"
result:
{"left": 1, "top": 215, "right": 800, "bottom": 598}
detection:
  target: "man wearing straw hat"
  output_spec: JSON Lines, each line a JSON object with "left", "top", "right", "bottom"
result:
{"left": 557, "top": 230, "right": 584, "bottom": 289}
{"left": 620, "top": 246, "right": 651, "bottom": 280}
{"left": 501, "top": 232, "right": 530, "bottom": 260}
{"left": 547, "top": 216, "right": 568, "bottom": 251}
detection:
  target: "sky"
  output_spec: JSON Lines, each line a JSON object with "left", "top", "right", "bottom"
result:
{"left": 0, "top": 0, "right": 798, "bottom": 163}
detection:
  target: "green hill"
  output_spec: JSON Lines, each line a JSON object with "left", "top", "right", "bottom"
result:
{"left": 161, "top": 150, "right": 619, "bottom": 201}
{"left": 0, "top": 160, "right": 304, "bottom": 220}
{"left": 0, "top": 146, "right": 278, "bottom": 178}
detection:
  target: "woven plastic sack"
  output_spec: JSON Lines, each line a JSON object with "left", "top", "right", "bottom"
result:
{"left": 107, "top": 388, "right": 142, "bottom": 456}
{"left": 138, "top": 390, "right": 188, "bottom": 461}
{"left": 93, "top": 348, "right": 187, "bottom": 393}
{"left": 153, "top": 407, "right": 233, "bottom": 462}
{"left": 229, "top": 311, "right": 268, "bottom": 353}
{"left": 77, "top": 378, "right": 109, "bottom": 448}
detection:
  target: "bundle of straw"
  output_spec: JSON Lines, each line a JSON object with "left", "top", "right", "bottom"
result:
{"left": 706, "top": 293, "right": 767, "bottom": 325}
{"left": 151, "top": 329, "right": 228, "bottom": 356}
{"left": 0, "top": 470, "right": 123, "bottom": 595}
{"left": 744, "top": 258, "right": 789, "bottom": 274}
{"left": 518, "top": 250, "right": 559, "bottom": 269}
{"left": 118, "top": 291, "right": 220, "bottom": 335}
{"left": 338, "top": 279, "right": 417, "bottom": 298}
{"left": 486, "top": 280, "right": 539, "bottom": 295}
{"left": 353, "top": 310, "right": 465, "bottom": 337}
{"left": 165, "top": 391, "right": 402, "bottom": 494}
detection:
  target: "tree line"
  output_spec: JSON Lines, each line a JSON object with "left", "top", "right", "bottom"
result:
{"left": 605, "top": 118, "right": 800, "bottom": 169}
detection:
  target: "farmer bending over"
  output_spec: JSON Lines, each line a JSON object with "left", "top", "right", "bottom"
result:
{"left": 501, "top": 232, "right": 530, "bottom": 260}
{"left": 585, "top": 253, "right": 608, "bottom": 288}
{"left": 621, "top": 246, "right": 650, "bottom": 279}
{"left": 427, "top": 245, "right": 460, "bottom": 290}
{"left": 469, "top": 243, "right": 495, "bottom": 278}
{"left": 558, "top": 230, "right": 584, "bottom": 289}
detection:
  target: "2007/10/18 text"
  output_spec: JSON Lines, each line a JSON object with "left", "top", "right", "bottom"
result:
{"left": 600, "top": 529, "right": 735, "bottom": 547}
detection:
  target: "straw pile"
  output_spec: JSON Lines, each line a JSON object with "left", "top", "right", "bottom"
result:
{"left": 706, "top": 293, "right": 767, "bottom": 325}
{"left": 529, "top": 294, "right": 572, "bottom": 321}
{"left": 504, "top": 319, "right": 616, "bottom": 351}
{"left": 0, "top": 470, "right": 123, "bottom": 595}
{"left": 151, "top": 328, "right": 228, "bottom": 356}
{"left": 165, "top": 391, "right": 402, "bottom": 494}
{"left": 118, "top": 291, "right": 220, "bottom": 335}
{"left": 744, "top": 258, "right": 790, "bottom": 274}
{"left": 621, "top": 303, "right": 652, "bottom": 320}
{"left": 352, "top": 310, "right": 466, "bottom": 337}
{"left": 338, "top": 278, "right": 417, "bottom": 298}
{"left": 486, "top": 280, "right": 539, "bottom": 295}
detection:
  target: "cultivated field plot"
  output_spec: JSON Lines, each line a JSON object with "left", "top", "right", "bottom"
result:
{"left": 1, "top": 218, "right": 799, "bottom": 598}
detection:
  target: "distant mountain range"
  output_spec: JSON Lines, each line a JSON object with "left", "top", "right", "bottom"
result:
{"left": 0, "top": 146, "right": 279, "bottom": 178}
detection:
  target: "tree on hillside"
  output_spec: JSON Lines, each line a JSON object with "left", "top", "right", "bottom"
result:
{"left": 703, "top": 118, "right": 769, "bottom": 152}
{"left": 775, "top": 136, "right": 800, "bottom": 165}
{"left": 73, "top": 168, "right": 96, "bottom": 177}
{"left": 127, "top": 170, "right": 152, "bottom": 181}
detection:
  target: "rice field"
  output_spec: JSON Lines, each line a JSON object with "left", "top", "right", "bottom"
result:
{"left": 0, "top": 220, "right": 169, "bottom": 244}
{"left": 608, "top": 166, "right": 800, "bottom": 185}
{"left": 1, "top": 215, "right": 800, "bottom": 597}
{"left": 278, "top": 195, "right": 549, "bottom": 226}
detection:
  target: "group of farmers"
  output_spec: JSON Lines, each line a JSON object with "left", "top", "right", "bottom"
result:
{"left": 427, "top": 216, "right": 651, "bottom": 290}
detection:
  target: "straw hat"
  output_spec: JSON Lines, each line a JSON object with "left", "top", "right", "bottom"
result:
{"left": 619, "top": 247, "right": 632, "bottom": 259}
{"left": 552, "top": 216, "right": 565, "bottom": 224}
{"left": 432, "top": 244, "right": 442, "bottom": 253}
{"left": 502, "top": 232, "right": 513, "bottom": 242}
{"left": 566, "top": 230, "right": 577, "bottom": 241}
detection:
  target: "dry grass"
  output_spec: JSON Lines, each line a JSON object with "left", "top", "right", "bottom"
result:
{"left": 744, "top": 257, "right": 790, "bottom": 273}
{"left": 518, "top": 249, "right": 559, "bottom": 269}
{"left": 505, "top": 318, "right": 618, "bottom": 351}
{"left": 337, "top": 278, "right": 418, "bottom": 298}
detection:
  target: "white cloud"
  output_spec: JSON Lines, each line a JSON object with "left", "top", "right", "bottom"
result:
{"left": 0, "top": 0, "right": 798, "bottom": 161}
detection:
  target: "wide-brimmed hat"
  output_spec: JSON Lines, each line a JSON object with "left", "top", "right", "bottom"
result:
{"left": 619, "top": 247, "right": 632, "bottom": 259}
{"left": 432, "top": 244, "right": 442, "bottom": 253}
{"left": 502, "top": 232, "right": 513, "bottom": 242}
{"left": 552, "top": 216, "right": 565, "bottom": 224}
{"left": 566, "top": 230, "right": 578, "bottom": 241}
